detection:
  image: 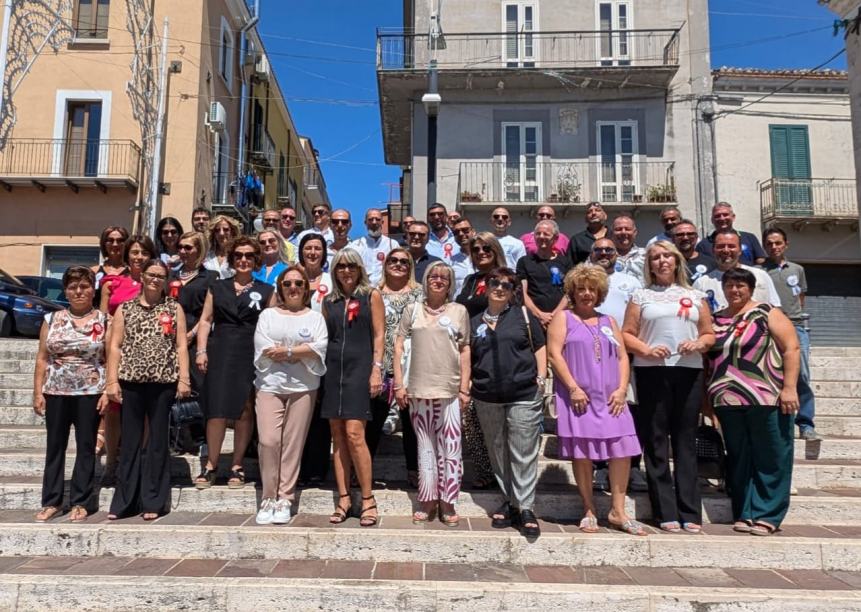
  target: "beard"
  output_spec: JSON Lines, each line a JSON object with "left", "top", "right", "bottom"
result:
{"left": 368, "top": 228, "right": 382, "bottom": 239}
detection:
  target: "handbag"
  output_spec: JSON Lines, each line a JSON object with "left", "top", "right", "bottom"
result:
{"left": 169, "top": 392, "right": 204, "bottom": 455}
{"left": 696, "top": 414, "right": 726, "bottom": 481}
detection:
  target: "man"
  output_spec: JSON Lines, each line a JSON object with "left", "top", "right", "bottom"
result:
{"left": 447, "top": 210, "right": 462, "bottom": 228}
{"left": 521, "top": 205, "right": 569, "bottom": 256}
{"left": 764, "top": 227, "right": 818, "bottom": 440}
{"left": 694, "top": 230, "right": 781, "bottom": 312}
{"left": 490, "top": 207, "right": 526, "bottom": 269}
{"left": 647, "top": 206, "right": 682, "bottom": 245}
{"left": 347, "top": 208, "right": 399, "bottom": 285}
{"left": 590, "top": 238, "right": 642, "bottom": 328}
{"left": 516, "top": 220, "right": 572, "bottom": 327}
{"left": 398, "top": 215, "right": 416, "bottom": 246}
{"left": 277, "top": 205, "right": 301, "bottom": 248}
{"left": 405, "top": 220, "right": 441, "bottom": 283}
{"left": 426, "top": 203, "right": 458, "bottom": 260}
{"left": 261, "top": 209, "right": 297, "bottom": 262}
{"left": 671, "top": 219, "right": 717, "bottom": 282}
{"left": 327, "top": 209, "right": 353, "bottom": 269}
{"left": 696, "top": 202, "right": 767, "bottom": 266}
{"left": 449, "top": 217, "right": 475, "bottom": 295}
{"left": 296, "top": 202, "right": 334, "bottom": 247}
{"left": 191, "top": 206, "right": 211, "bottom": 233}
{"left": 568, "top": 202, "right": 610, "bottom": 264}
{"left": 610, "top": 214, "right": 646, "bottom": 283}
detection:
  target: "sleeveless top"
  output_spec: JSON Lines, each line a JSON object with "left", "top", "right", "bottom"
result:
{"left": 706, "top": 304, "right": 784, "bottom": 407}
{"left": 42, "top": 310, "right": 109, "bottom": 396}
{"left": 118, "top": 297, "right": 180, "bottom": 384}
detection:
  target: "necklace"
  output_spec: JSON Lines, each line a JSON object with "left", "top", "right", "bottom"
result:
{"left": 67, "top": 308, "right": 94, "bottom": 320}
{"left": 424, "top": 302, "right": 446, "bottom": 316}
{"left": 579, "top": 315, "right": 602, "bottom": 363}
{"left": 178, "top": 268, "right": 198, "bottom": 281}
{"left": 234, "top": 279, "right": 253, "bottom": 295}
{"left": 481, "top": 306, "right": 508, "bottom": 326}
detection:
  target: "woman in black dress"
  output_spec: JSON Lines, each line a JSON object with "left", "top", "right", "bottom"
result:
{"left": 194, "top": 236, "right": 274, "bottom": 488}
{"left": 322, "top": 249, "right": 385, "bottom": 527}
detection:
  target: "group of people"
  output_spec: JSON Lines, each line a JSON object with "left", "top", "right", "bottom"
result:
{"left": 32, "top": 198, "right": 811, "bottom": 539}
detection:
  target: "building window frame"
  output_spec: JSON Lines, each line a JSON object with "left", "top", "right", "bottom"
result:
{"left": 595, "top": 119, "right": 639, "bottom": 202}
{"left": 52, "top": 89, "right": 112, "bottom": 176}
{"left": 40, "top": 245, "right": 101, "bottom": 278}
{"left": 596, "top": 0, "right": 632, "bottom": 66}
{"left": 219, "top": 16, "right": 235, "bottom": 93}
{"left": 502, "top": 2, "right": 538, "bottom": 68}
{"left": 500, "top": 121, "right": 543, "bottom": 202}
{"left": 213, "top": 129, "right": 231, "bottom": 205}
{"left": 73, "top": 0, "right": 110, "bottom": 40}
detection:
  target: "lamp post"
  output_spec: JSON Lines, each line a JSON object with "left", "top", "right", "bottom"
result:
{"left": 421, "top": 59, "right": 441, "bottom": 220}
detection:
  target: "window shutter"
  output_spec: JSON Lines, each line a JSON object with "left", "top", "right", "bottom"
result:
{"left": 788, "top": 126, "right": 811, "bottom": 180}
{"left": 505, "top": 5, "right": 518, "bottom": 61}
{"left": 769, "top": 125, "right": 790, "bottom": 178}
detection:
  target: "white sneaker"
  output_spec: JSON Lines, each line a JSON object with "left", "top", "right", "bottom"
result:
{"left": 255, "top": 498, "right": 275, "bottom": 525}
{"left": 382, "top": 409, "right": 400, "bottom": 435}
{"left": 629, "top": 468, "right": 649, "bottom": 492}
{"left": 271, "top": 499, "right": 292, "bottom": 524}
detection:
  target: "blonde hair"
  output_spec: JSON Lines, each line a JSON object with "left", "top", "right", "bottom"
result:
{"left": 564, "top": 263, "right": 609, "bottom": 308}
{"left": 469, "top": 232, "right": 507, "bottom": 269}
{"left": 178, "top": 231, "right": 207, "bottom": 270}
{"left": 643, "top": 240, "right": 691, "bottom": 289}
{"left": 207, "top": 215, "right": 241, "bottom": 256}
{"left": 378, "top": 247, "right": 419, "bottom": 290}
{"left": 328, "top": 248, "right": 373, "bottom": 301}
{"left": 421, "top": 261, "right": 456, "bottom": 302}
{"left": 256, "top": 230, "right": 289, "bottom": 264}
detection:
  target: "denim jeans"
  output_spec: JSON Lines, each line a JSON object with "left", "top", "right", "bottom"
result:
{"left": 794, "top": 325, "right": 816, "bottom": 431}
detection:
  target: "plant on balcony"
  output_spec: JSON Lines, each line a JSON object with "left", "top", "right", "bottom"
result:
{"left": 556, "top": 178, "right": 581, "bottom": 203}
{"left": 646, "top": 183, "right": 676, "bottom": 203}
{"left": 460, "top": 190, "right": 482, "bottom": 202}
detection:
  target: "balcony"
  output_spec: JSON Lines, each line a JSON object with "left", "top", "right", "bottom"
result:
{"left": 303, "top": 165, "right": 329, "bottom": 207}
{"left": 0, "top": 139, "right": 141, "bottom": 193}
{"left": 760, "top": 177, "right": 859, "bottom": 228}
{"left": 250, "top": 126, "right": 275, "bottom": 173}
{"left": 456, "top": 160, "right": 676, "bottom": 209}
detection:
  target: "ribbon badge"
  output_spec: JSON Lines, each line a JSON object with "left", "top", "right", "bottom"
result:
{"left": 158, "top": 312, "right": 174, "bottom": 336}
{"left": 249, "top": 291, "right": 263, "bottom": 311}
{"left": 316, "top": 284, "right": 329, "bottom": 304}
{"left": 550, "top": 266, "right": 562, "bottom": 287}
{"left": 89, "top": 322, "right": 104, "bottom": 342}
{"left": 377, "top": 251, "right": 386, "bottom": 262}
{"left": 677, "top": 297, "right": 694, "bottom": 320}
{"left": 347, "top": 299, "right": 360, "bottom": 323}
{"left": 706, "top": 290, "right": 719, "bottom": 312}
{"left": 614, "top": 262, "right": 624, "bottom": 273}
{"left": 476, "top": 323, "right": 488, "bottom": 338}
{"left": 438, "top": 314, "right": 457, "bottom": 339}
{"left": 475, "top": 279, "right": 487, "bottom": 296}
{"left": 94, "top": 271, "right": 105, "bottom": 290}
{"left": 298, "top": 327, "right": 312, "bottom": 339}
{"left": 600, "top": 325, "right": 621, "bottom": 347}
{"left": 692, "top": 264, "right": 707, "bottom": 281}
{"left": 168, "top": 280, "right": 181, "bottom": 299}
{"left": 734, "top": 319, "right": 749, "bottom": 338}
{"left": 443, "top": 243, "right": 453, "bottom": 259}
{"left": 787, "top": 274, "right": 801, "bottom": 297}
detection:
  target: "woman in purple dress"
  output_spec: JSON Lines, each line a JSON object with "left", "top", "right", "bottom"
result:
{"left": 547, "top": 264, "right": 645, "bottom": 536}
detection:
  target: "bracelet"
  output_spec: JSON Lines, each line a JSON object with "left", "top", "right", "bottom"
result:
{"left": 459, "top": 389, "right": 470, "bottom": 394}
{"left": 179, "top": 379, "right": 190, "bottom": 385}
{"left": 393, "top": 384, "right": 403, "bottom": 391}
{"left": 105, "top": 381, "right": 119, "bottom": 386}
{"left": 196, "top": 350, "right": 207, "bottom": 356}
{"left": 373, "top": 361, "right": 384, "bottom": 369}
{"left": 536, "top": 375, "right": 546, "bottom": 385}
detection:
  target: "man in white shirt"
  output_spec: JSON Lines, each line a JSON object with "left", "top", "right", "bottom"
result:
{"left": 694, "top": 229, "right": 781, "bottom": 312}
{"left": 611, "top": 214, "right": 646, "bottom": 283}
{"left": 490, "top": 207, "right": 527, "bottom": 269}
{"left": 327, "top": 209, "right": 352, "bottom": 271}
{"left": 590, "top": 238, "right": 642, "bottom": 327}
{"left": 449, "top": 217, "right": 475, "bottom": 295}
{"left": 347, "top": 208, "right": 398, "bottom": 286}
{"left": 426, "top": 203, "right": 459, "bottom": 260}
{"left": 296, "top": 202, "right": 335, "bottom": 248}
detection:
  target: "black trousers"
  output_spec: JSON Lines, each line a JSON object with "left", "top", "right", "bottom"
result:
{"left": 41, "top": 394, "right": 101, "bottom": 508}
{"left": 109, "top": 382, "right": 175, "bottom": 517}
{"left": 299, "top": 396, "right": 331, "bottom": 482}
{"left": 366, "top": 395, "right": 393, "bottom": 458}
{"left": 401, "top": 405, "right": 418, "bottom": 473}
{"left": 635, "top": 366, "right": 703, "bottom": 525}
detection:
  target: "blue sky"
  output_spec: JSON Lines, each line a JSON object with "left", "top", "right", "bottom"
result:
{"left": 259, "top": 0, "right": 846, "bottom": 237}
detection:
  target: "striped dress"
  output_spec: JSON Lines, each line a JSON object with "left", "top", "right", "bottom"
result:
{"left": 706, "top": 304, "right": 784, "bottom": 407}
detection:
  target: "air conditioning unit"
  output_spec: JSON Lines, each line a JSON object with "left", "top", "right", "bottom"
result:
{"left": 254, "top": 54, "right": 270, "bottom": 81}
{"left": 208, "top": 102, "right": 227, "bottom": 133}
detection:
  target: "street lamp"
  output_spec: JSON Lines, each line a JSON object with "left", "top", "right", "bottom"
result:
{"left": 422, "top": 59, "right": 440, "bottom": 218}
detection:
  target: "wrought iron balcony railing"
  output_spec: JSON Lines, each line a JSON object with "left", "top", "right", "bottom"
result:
{"left": 760, "top": 177, "right": 858, "bottom": 222}
{"left": 0, "top": 139, "right": 141, "bottom": 186}
{"left": 251, "top": 126, "right": 276, "bottom": 171}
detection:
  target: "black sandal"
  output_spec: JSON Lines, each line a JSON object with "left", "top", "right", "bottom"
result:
{"left": 359, "top": 495, "right": 378, "bottom": 527}
{"left": 227, "top": 467, "right": 246, "bottom": 489}
{"left": 519, "top": 509, "right": 541, "bottom": 538}
{"left": 329, "top": 493, "right": 352, "bottom": 524}
{"left": 194, "top": 468, "right": 216, "bottom": 490}
{"left": 491, "top": 502, "right": 512, "bottom": 528}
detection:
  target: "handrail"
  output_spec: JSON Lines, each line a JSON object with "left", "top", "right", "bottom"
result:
{"left": 760, "top": 177, "right": 858, "bottom": 220}
{"left": 0, "top": 139, "right": 141, "bottom": 181}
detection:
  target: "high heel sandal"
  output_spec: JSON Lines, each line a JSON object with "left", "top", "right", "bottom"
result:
{"left": 194, "top": 467, "right": 216, "bottom": 490}
{"left": 359, "top": 495, "right": 378, "bottom": 527}
{"left": 329, "top": 493, "right": 352, "bottom": 524}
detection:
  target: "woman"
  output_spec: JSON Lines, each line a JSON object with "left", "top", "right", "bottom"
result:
{"left": 253, "top": 230, "right": 289, "bottom": 286}
{"left": 394, "top": 261, "right": 471, "bottom": 526}
{"left": 455, "top": 232, "right": 505, "bottom": 490}
{"left": 91, "top": 226, "right": 129, "bottom": 307}
{"left": 321, "top": 249, "right": 384, "bottom": 527}
{"left": 549, "top": 264, "right": 645, "bottom": 536}
{"left": 32, "top": 266, "right": 110, "bottom": 523}
{"left": 705, "top": 267, "right": 800, "bottom": 536}
{"left": 371, "top": 248, "right": 423, "bottom": 482}
{"left": 297, "top": 233, "right": 334, "bottom": 487}
{"left": 203, "top": 215, "right": 241, "bottom": 279}
{"left": 622, "top": 241, "right": 715, "bottom": 534}
{"left": 105, "top": 260, "right": 191, "bottom": 519}
{"left": 470, "top": 267, "right": 546, "bottom": 538}
{"left": 253, "top": 266, "right": 328, "bottom": 525}
{"left": 156, "top": 217, "right": 184, "bottom": 275}
{"left": 195, "top": 237, "right": 275, "bottom": 489}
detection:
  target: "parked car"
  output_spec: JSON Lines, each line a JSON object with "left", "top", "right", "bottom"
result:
{"left": 17, "top": 276, "right": 70, "bottom": 309}
{"left": 0, "top": 268, "right": 61, "bottom": 337}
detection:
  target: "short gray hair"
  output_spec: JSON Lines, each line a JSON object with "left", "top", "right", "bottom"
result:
{"left": 421, "top": 261, "right": 456, "bottom": 302}
{"left": 535, "top": 219, "right": 559, "bottom": 236}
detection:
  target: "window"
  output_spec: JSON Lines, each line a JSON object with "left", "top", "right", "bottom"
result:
{"left": 596, "top": 121, "right": 638, "bottom": 202}
{"left": 501, "top": 122, "right": 542, "bottom": 202}
{"left": 277, "top": 152, "right": 288, "bottom": 198}
{"left": 503, "top": 3, "right": 537, "bottom": 67}
{"left": 43, "top": 246, "right": 100, "bottom": 278}
{"left": 769, "top": 125, "right": 812, "bottom": 211}
{"left": 213, "top": 131, "right": 231, "bottom": 204}
{"left": 64, "top": 101, "right": 102, "bottom": 177}
{"left": 597, "top": 1, "right": 631, "bottom": 66}
{"left": 219, "top": 17, "right": 234, "bottom": 89}
{"left": 74, "top": 0, "right": 110, "bottom": 39}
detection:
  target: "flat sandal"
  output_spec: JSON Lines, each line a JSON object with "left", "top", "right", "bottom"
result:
{"left": 69, "top": 505, "right": 88, "bottom": 523}
{"left": 34, "top": 506, "right": 60, "bottom": 523}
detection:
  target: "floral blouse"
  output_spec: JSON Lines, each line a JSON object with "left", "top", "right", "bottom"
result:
{"left": 42, "top": 310, "right": 109, "bottom": 396}
{"left": 381, "top": 286, "right": 423, "bottom": 375}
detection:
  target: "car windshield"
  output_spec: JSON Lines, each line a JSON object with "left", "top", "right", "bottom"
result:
{"left": 0, "top": 268, "right": 27, "bottom": 288}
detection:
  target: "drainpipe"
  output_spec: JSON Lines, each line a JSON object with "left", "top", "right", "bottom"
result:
{"left": 236, "top": 0, "right": 260, "bottom": 222}
{"left": 146, "top": 17, "right": 170, "bottom": 237}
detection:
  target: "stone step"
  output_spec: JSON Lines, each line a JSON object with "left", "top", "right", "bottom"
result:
{"left": 812, "top": 381, "right": 861, "bottom": 399}
{"left": 0, "top": 571, "right": 858, "bottom": 611}
{"left": 810, "top": 366, "right": 861, "bottom": 382}
{"left": 0, "top": 361, "right": 34, "bottom": 375}
{"left": 1, "top": 514, "right": 861, "bottom": 572}
{"left": 0, "top": 480, "right": 859, "bottom": 525}
{"left": 0, "top": 426, "right": 234, "bottom": 453}
{"left": 813, "top": 417, "right": 861, "bottom": 438}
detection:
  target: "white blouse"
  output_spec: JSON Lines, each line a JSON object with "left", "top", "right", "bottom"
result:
{"left": 309, "top": 272, "right": 333, "bottom": 313}
{"left": 253, "top": 308, "right": 328, "bottom": 393}
{"left": 630, "top": 284, "right": 706, "bottom": 369}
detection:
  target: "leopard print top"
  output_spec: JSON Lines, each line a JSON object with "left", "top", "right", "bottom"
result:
{"left": 118, "top": 297, "right": 180, "bottom": 384}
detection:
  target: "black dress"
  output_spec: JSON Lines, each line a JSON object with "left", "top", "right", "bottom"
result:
{"left": 175, "top": 268, "right": 217, "bottom": 393}
{"left": 456, "top": 271, "right": 490, "bottom": 318}
{"left": 320, "top": 292, "right": 374, "bottom": 421}
{"left": 204, "top": 278, "right": 273, "bottom": 420}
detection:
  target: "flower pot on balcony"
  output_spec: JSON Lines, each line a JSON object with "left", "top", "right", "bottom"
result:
{"left": 547, "top": 194, "right": 559, "bottom": 203}
{"left": 460, "top": 191, "right": 482, "bottom": 202}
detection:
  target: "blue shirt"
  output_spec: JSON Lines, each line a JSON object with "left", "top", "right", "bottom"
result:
{"left": 253, "top": 261, "right": 288, "bottom": 286}
{"left": 427, "top": 228, "right": 458, "bottom": 260}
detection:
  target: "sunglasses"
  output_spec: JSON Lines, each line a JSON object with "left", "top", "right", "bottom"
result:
{"left": 313, "top": 209, "right": 329, "bottom": 216}
{"left": 233, "top": 252, "right": 256, "bottom": 261}
{"left": 261, "top": 238, "right": 279, "bottom": 245}
{"left": 471, "top": 244, "right": 493, "bottom": 255}
{"left": 407, "top": 232, "right": 428, "bottom": 239}
{"left": 161, "top": 229, "right": 178, "bottom": 235}
{"left": 488, "top": 278, "right": 515, "bottom": 291}
{"left": 674, "top": 231, "right": 697, "bottom": 238}
{"left": 280, "top": 280, "right": 306, "bottom": 288}
{"left": 262, "top": 218, "right": 279, "bottom": 225}
{"left": 387, "top": 257, "right": 410, "bottom": 267}
{"left": 537, "top": 213, "right": 554, "bottom": 219}
{"left": 335, "top": 262, "right": 358, "bottom": 271}
{"left": 492, "top": 214, "right": 509, "bottom": 221}
{"left": 592, "top": 247, "right": 616, "bottom": 254}
{"left": 178, "top": 244, "right": 195, "bottom": 252}
{"left": 281, "top": 214, "right": 296, "bottom": 220}
{"left": 428, "top": 275, "right": 450, "bottom": 283}
{"left": 332, "top": 219, "right": 350, "bottom": 226}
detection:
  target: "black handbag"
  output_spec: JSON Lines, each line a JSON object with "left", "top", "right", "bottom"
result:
{"left": 169, "top": 392, "right": 204, "bottom": 455}
{"left": 696, "top": 415, "right": 726, "bottom": 480}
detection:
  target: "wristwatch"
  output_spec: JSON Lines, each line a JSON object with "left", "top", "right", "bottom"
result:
{"left": 287, "top": 346, "right": 293, "bottom": 360}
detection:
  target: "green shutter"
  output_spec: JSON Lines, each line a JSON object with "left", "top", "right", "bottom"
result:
{"left": 769, "top": 125, "right": 812, "bottom": 212}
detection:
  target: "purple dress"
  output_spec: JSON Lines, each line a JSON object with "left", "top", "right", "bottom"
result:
{"left": 555, "top": 311, "right": 641, "bottom": 460}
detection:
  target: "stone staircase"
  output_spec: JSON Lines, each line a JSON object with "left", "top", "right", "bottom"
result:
{"left": 0, "top": 338, "right": 859, "bottom": 610}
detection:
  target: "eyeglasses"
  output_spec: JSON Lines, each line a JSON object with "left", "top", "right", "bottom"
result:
{"left": 592, "top": 247, "right": 616, "bottom": 254}
{"left": 143, "top": 273, "right": 167, "bottom": 282}
{"left": 233, "top": 252, "right": 256, "bottom": 261}
{"left": 488, "top": 278, "right": 515, "bottom": 291}
{"left": 387, "top": 257, "right": 410, "bottom": 267}
{"left": 536, "top": 213, "right": 554, "bottom": 219}
{"left": 161, "top": 229, "right": 178, "bottom": 236}
{"left": 674, "top": 231, "right": 697, "bottom": 238}
{"left": 281, "top": 214, "right": 296, "bottom": 220}
{"left": 331, "top": 219, "right": 350, "bottom": 226}
{"left": 178, "top": 244, "right": 195, "bottom": 252}
{"left": 313, "top": 208, "right": 329, "bottom": 216}
{"left": 366, "top": 217, "right": 383, "bottom": 224}
{"left": 428, "top": 274, "right": 450, "bottom": 283}
{"left": 492, "top": 214, "right": 510, "bottom": 221}
{"left": 261, "top": 238, "right": 278, "bottom": 245}
{"left": 471, "top": 244, "right": 493, "bottom": 255}
{"left": 262, "top": 218, "right": 279, "bottom": 225}
{"left": 280, "top": 280, "right": 306, "bottom": 288}
{"left": 335, "top": 262, "right": 358, "bottom": 271}
{"left": 407, "top": 232, "right": 428, "bottom": 239}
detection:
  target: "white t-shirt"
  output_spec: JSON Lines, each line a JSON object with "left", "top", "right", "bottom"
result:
{"left": 346, "top": 234, "right": 399, "bottom": 286}
{"left": 253, "top": 308, "right": 328, "bottom": 393}
{"left": 450, "top": 250, "right": 474, "bottom": 296}
{"left": 296, "top": 227, "right": 335, "bottom": 250}
{"left": 630, "top": 284, "right": 707, "bottom": 369}
{"left": 597, "top": 271, "right": 642, "bottom": 327}
{"left": 496, "top": 234, "right": 527, "bottom": 269}
{"left": 202, "top": 252, "right": 234, "bottom": 279}
{"left": 693, "top": 265, "right": 781, "bottom": 312}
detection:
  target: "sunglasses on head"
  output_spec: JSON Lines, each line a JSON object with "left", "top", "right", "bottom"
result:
{"left": 471, "top": 244, "right": 493, "bottom": 254}
{"left": 387, "top": 257, "right": 410, "bottom": 267}
{"left": 488, "top": 278, "right": 515, "bottom": 291}
{"left": 280, "top": 280, "right": 306, "bottom": 288}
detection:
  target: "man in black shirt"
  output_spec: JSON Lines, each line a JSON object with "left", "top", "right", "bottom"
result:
{"left": 405, "top": 220, "right": 441, "bottom": 284}
{"left": 672, "top": 219, "right": 717, "bottom": 282}
{"left": 695, "top": 202, "right": 766, "bottom": 266}
{"left": 568, "top": 202, "right": 610, "bottom": 264}
{"left": 517, "top": 220, "right": 573, "bottom": 327}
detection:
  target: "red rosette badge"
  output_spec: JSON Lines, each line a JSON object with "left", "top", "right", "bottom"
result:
{"left": 316, "top": 284, "right": 329, "bottom": 304}
{"left": 347, "top": 299, "right": 360, "bottom": 323}
{"left": 158, "top": 312, "right": 175, "bottom": 336}
{"left": 90, "top": 322, "right": 104, "bottom": 342}
{"left": 443, "top": 243, "right": 453, "bottom": 259}
{"left": 475, "top": 279, "right": 487, "bottom": 296}
{"left": 168, "top": 280, "right": 181, "bottom": 299}
{"left": 677, "top": 297, "right": 693, "bottom": 320}
{"left": 734, "top": 319, "right": 748, "bottom": 338}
